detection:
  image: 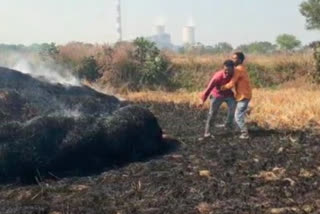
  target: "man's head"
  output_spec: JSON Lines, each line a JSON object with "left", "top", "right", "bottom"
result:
{"left": 232, "top": 52, "right": 245, "bottom": 66}
{"left": 223, "top": 60, "right": 235, "bottom": 76}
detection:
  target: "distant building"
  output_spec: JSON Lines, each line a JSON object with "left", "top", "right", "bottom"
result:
{"left": 147, "top": 25, "right": 174, "bottom": 50}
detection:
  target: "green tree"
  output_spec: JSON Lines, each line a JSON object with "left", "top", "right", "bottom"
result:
{"left": 133, "top": 37, "right": 159, "bottom": 64}
{"left": 300, "top": 0, "right": 320, "bottom": 83}
{"left": 236, "top": 42, "right": 276, "bottom": 54}
{"left": 133, "top": 37, "right": 171, "bottom": 87}
{"left": 37, "top": 43, "right": 59, "bottom": 57}
{"left": 77, "top": 56, "right": 102, "bottom": 82}
{"left": 300, "top": 0, "right": 320, "bottom": 30}
{"left": 211, "top": 42, "right": 233, "bottom": 54}
{"left": 276, "top": 34, "right": 301, "bottom": 51}
{"left": 236, "top": 44, "right": 250, "bottom": 53}
{"left": 248, "top": 42, "right": 276, "bottom": 54}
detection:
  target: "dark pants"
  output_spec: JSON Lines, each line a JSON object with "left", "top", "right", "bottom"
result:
{"left": 205, "top": 96, "right": 236, "bottom": 135}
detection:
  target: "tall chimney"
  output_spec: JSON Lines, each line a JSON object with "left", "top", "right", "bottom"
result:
{"left": 115, "top": 0, "right": 122, "bottom": 42}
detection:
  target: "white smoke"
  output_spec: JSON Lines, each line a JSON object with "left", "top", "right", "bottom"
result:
{"left": 13, "top": 59, "right": 81, "bottom": 86}
{"left": 22, "top": 108, "right": 83, "bottom": 126}
{"left": 187, "top": 16, "right": 195, "bottom": 27}
{"left": 155, "top": 16, "right": 166, "bottom": 26}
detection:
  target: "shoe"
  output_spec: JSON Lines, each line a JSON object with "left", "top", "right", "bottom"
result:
{"left": 198, "top": 133, "right": 215, "bottom": 141}
{"left": 239, "top": 132, "right": 250, "bottom": 140}
{"left": 215, "top": 124, "right": 226, "bottom": 128}
{"left": 216, "top": 124, "right": 235, "bottom": 135}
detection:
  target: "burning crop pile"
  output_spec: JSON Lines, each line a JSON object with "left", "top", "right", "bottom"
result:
{"left": 0, "top": 67, "right": 166, "bottom": 183}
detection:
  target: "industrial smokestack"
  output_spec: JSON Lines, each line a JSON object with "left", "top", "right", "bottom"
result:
{"left": 182, "top": 26, "right": 195, "bottom": 45}
{"left": 115, "top": 0, "right": 122, "bottom": 42}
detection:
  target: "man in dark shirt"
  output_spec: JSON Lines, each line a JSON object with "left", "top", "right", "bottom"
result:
{"left": 199, "top": 60, "right": 236, "bottom": 140}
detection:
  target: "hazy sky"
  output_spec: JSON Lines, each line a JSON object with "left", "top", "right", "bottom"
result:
{"left": 0, "top": 0, "right": 318, "bottom": 47}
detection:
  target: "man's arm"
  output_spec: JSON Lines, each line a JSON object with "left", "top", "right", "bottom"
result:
{"left": 201, "top": 74, "right": 219, "bottom": 103}
{"left": 221, "top": 70, "right": 241, "bottom": 91}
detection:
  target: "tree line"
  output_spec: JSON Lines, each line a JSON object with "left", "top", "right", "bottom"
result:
{"left": 179, "top": 34, "right": 304, "bottom": 55}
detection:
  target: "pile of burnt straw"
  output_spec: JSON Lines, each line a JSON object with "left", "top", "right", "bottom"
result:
{"left": 0, "top": 67, "right": 166, "bottom": 182}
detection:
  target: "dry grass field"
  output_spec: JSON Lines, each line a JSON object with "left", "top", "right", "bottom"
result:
{"left": 122, "top": 79, "right": 320, "bottom": 132}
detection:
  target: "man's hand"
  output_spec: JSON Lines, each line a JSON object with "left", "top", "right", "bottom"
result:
{"left": 198, "top": 93, "right": 205, "bottom": 108}
{"left": 197, "top": 98, "right": 205, "bottom": 108}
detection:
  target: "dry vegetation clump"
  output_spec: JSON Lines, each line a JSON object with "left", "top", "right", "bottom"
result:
{"left": 170, "top": 52, "right": 313, "bottom": 90}
{"left": 58, "top": 42, "right": 105, "bottom": 64}
{"left": 56, "top": 43, "right": 314, "bottom": 91}
{"left": 0, "top": 67, "right": 167, "bottom": 183}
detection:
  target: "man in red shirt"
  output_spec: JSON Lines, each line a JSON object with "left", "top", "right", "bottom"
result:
{"left": 199, "top": 60, "right": 236, "bottom": 139}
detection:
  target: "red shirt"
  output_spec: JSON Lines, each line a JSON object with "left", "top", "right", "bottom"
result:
{"left": 201, "top": 70, "right": 234, "bottom": 102}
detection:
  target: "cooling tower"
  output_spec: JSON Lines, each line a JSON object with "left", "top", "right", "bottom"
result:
{"left": 182, "top": 26, "right": 195, "bottom": 45}
{"left": 154, "top": 25, "right": 165, "bottom": 35}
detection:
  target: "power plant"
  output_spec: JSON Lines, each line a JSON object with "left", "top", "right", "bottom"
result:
{"left": 147, "top": 23, "right": 197, "bottom": 50}
{"left": 114, "top": 0, "right": 197, "bottom": 48}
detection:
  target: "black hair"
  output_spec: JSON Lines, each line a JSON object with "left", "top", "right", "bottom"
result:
{"left": 234, "top": 52, "right": 245, "bottom": 63}
{"left": 223, "top": 59, "right": 234, "bottom": 67}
